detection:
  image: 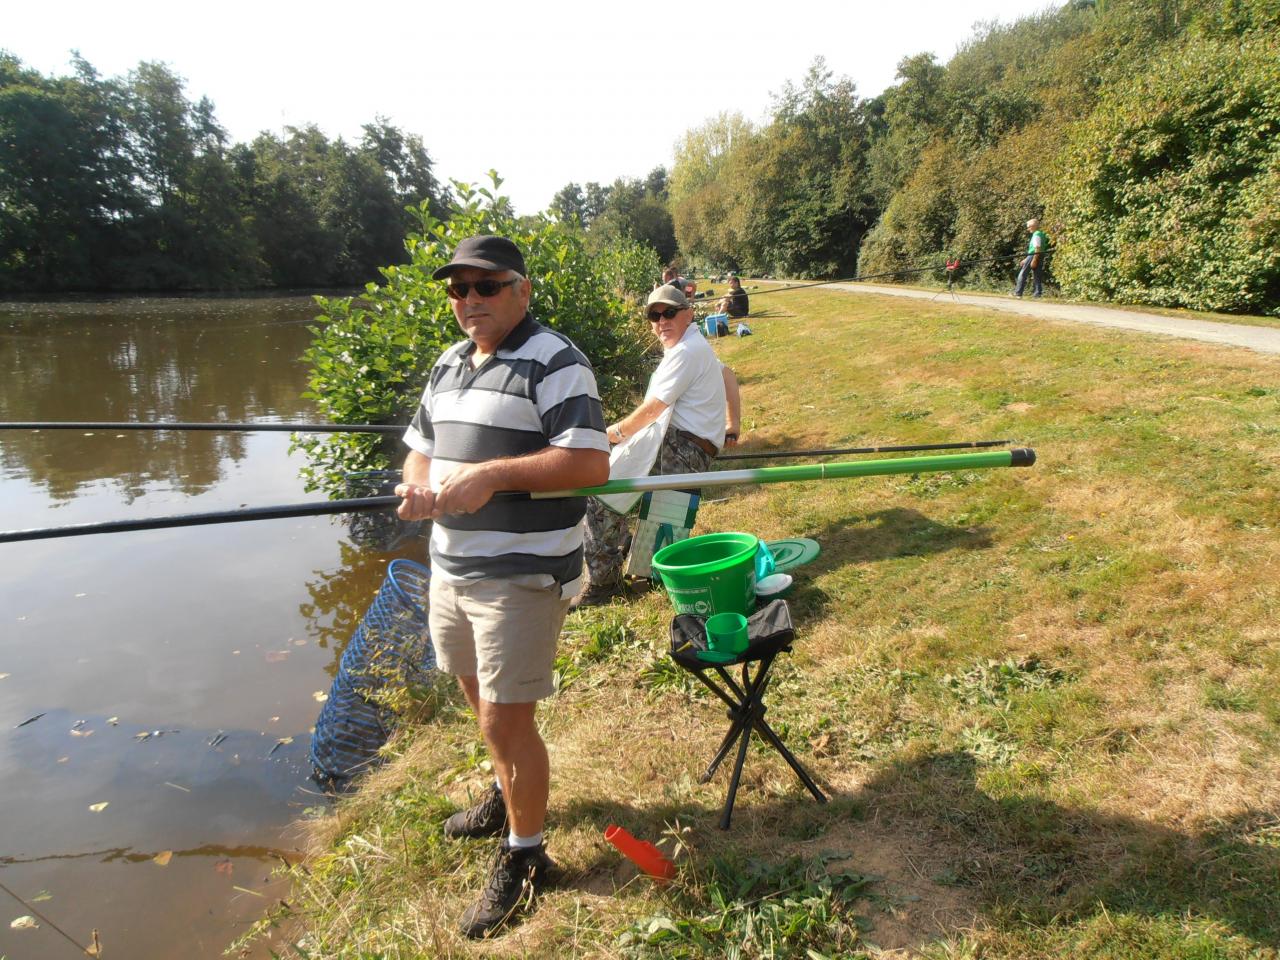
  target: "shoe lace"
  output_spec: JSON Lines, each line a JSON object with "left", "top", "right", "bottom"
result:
{"left": 463, "top": 787, "right": 505, "bottom": 831}
{"left": 480, "top": 847, "right": 532, "bottom": 909}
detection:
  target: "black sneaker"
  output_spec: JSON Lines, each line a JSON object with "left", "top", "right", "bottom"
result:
{"left": 459, "top": 841, "right": 556, "bottom": 939}
{"left": 443, "top": 784, "right": 507, "bottom": 840}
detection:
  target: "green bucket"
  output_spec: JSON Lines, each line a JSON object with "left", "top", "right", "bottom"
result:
{"left": 652, "top": 532, "right": 759, "bottom": 617}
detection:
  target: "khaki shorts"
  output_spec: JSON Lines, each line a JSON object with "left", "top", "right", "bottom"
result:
{"left": 428, "top": 574, "right": 570, "bottom": 704}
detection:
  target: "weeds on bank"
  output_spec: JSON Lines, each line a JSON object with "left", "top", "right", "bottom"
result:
{"left": 256, "top": 289, "right": 1280, "bottom": 958}
{"left": 620, "top": 852, "right": 875, "bottom": 958}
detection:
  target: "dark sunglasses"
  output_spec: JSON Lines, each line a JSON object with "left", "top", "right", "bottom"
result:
{"left": 445, "top": 277, "right": 520, "bottom": 300}
{"left": 646, "top": 305, "right": 682, "bottom": 321}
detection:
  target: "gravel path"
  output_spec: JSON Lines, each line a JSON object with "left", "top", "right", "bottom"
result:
{"left": 823, "top": 283, "right": 1280, "bottom": 356}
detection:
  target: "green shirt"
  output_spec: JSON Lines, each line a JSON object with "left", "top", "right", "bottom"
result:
{"left": 1027, "top": 230, "right": 1048, "bottom": 255}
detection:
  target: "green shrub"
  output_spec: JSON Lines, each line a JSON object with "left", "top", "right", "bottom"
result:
{"left": 593, "top": 233, "right": 663, "bottom": 305}
{"left": 295, "top": 175, "right": 652, "bottom": 495}
{"left": 1049, "top": 36, "right": 1280, "bottom": 314}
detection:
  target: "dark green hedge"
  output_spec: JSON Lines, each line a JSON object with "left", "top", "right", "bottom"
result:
{"left": 1050, "top": 37, "right": 1280, "bottom": 314}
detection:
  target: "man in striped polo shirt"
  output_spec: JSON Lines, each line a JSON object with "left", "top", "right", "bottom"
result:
{"left": 395, "top": 235, "right": 609, "bottom": 938}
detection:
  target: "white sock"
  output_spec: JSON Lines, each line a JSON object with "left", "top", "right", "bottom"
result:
{"left": 508, "top": 830, "right": 542, "bottom": 849}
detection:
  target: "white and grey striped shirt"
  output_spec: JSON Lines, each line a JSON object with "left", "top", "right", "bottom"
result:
{"left": 403, "top": 315, "right": 608, "bottom": 597}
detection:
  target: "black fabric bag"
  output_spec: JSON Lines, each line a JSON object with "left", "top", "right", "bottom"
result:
{"left": 669, "top": 599, "right": 794, "bottom": 669}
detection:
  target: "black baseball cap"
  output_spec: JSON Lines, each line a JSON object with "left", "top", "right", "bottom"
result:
{"left": 431, "top": 235, "right": 527, "bottom": 280}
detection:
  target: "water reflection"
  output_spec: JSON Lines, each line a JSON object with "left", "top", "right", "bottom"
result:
{"left": 0, "top": 297, "right": 319, "bottom": 502}
{"left": 0, "top": 295, "right": 410, "bottom": 960}
{"left": 301, "top": 537, "right": 430, "bottom": 676}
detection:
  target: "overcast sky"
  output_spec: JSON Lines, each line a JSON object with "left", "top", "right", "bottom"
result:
{"left": 6, "top": 0, "right": 1056, "bottom": 214}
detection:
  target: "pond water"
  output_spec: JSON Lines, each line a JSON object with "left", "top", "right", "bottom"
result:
{"left": 0, "top": 297, "right": 419, "bottom": 959}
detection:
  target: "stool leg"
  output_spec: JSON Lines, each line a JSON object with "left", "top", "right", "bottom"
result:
{"left": 752, "top": 717, "right": 827, "bottom": 803}
{"left": 720, "top": 713, "right": 754, "bottom": 830}
{"left": 688, "top": 668, "right": 749, "bottom": 783}
{"left": 701, "top": 711, "right": 747, "bottom": 783}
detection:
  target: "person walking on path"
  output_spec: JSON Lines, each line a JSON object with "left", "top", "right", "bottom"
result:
{"left": 574, "top": 283, "right": 738, "bottom": 609}
{"left": 395, "top": 235, "right": 609, "bottom": 938}
{"left": 1013, "top": 218, "right": 1049, "bottom": 299}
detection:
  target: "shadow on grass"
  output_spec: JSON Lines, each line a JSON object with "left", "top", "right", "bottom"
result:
{"left": 784, "top": 507, "right": 994, "bottom": 620}
{"left": 858, "top": 750, "right": 1280, "bottom": 947}
{"left": 739, "top": 307, "right": 793, "bottom": 321}
{"left": 556, "top": 749, "right": 1279, "bottom": 951}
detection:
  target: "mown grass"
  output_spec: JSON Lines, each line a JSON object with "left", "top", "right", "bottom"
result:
{"left": 241, "top": 290, "right": 1280, "bottom": 958}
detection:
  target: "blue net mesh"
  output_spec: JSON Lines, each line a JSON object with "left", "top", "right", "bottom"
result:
{"left": 310, "top": 558, "right": 434, "bottom": 787}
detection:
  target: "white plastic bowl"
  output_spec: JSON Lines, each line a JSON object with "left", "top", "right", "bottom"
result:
{"left": 754, "top": 573, "right": 793, "bottom": 597}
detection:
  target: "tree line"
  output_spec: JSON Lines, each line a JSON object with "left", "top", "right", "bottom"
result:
{"left": 0, "top": 53, "right": 444, "bottom": 292}
{"left": 656, "top": 0, "right": 1278, "bottom": 315}
{"left": 6, "top": 0, "right": 1278, "bottom": 316}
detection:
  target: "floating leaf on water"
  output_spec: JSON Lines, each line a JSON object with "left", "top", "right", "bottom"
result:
{"left": 269, "top": 716, "right": 280, "bottom": 724}
{"left": 75, "top": 593, "right": 87, "bottom": 598}
{"left": 312, "top": 692, "right": 328, "bottom": 702}
{"left": 0, "top": 673, "right": 10, "bottom": 680}
{"left": 231, "top": 650, "right": 240, "bottom": 655}
{"left": 30, "top": 891, "right": 51, "bottom": 903}
{"left": 70, "top": 728, "right": 94, "bottom": 738}
{"left": 106, "top": 717, "right": 119, "bottom": 725}
{"left": 208, "top": 732, "right": 227, "bottom": 749}
{"left": 293, "top": 639, "right": 307, "bottom": 646}
{"left": 153, "top": 850, "right": 173, "bottom": 866}
{"left": 214, "top": 858, "right": 234, "bottom": 876}
{"left": 88, "top": 801, "right": 109, "bottom": 812}
{"left": 86, "top": 929, "right": 102, "bottom": 957}
{"left": 57, "top": 756, "right": 69, "bottom": 763}
{"left": 15, "top": 713, "right": 44, "bottom": 728}
{"left": 164, "top": 782, "right": 190, "bottom": 793}
{"left": 232, "top": 885, "right": 265, "bottom": 897}
{"left": 10, "top": 915, "right": 38, "bottom": 930}
{"left": 135, "top": 729, "right": 176, "bottom": 742}
{"left": 268, "top": 736, "right": 293, "bottom": 755}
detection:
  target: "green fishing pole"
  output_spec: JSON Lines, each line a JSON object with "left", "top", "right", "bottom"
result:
{"left": 533, "top": 448, "right": 1035, "bottom": 498}
{"left": 0, "top": 448, "right": 1034, "bottom": 544}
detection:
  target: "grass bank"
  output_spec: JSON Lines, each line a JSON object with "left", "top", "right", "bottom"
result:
{"left": 244, "top": 289, "right": 1280, "bottom": 958}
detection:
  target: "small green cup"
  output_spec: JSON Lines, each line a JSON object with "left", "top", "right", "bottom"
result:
{"left": 705, "top": 612, "right": 749, "bottom": 655}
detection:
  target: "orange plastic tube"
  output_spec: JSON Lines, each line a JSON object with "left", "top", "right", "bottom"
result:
{"left": 604, "top": 824, "right": 676, "bottom": 882}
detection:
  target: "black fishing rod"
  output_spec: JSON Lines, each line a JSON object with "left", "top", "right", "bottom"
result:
{"left": 0, "top": 495, "right": 399, "bottom": 543}
{"left": 0, "top": 421, "right": 402, "bottom": 434}
{"left": 0, "top": 449, "right": 1035, "bottom": 545}
{"left": 0, "top": 422, "right": 1016, "bottom": 463}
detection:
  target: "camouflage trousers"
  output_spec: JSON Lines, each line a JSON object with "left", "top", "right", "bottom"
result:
{"left": 582, "top": 429, "right": 715, "bottom": 590}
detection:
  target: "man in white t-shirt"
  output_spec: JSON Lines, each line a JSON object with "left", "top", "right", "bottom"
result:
{"left": 575, "top": 283, "right": 739, "bottom": 608}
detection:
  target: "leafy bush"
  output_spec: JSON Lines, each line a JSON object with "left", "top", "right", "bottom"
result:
{"left": 295, "top": 175, "right": 652, "bottom": 494}
{"left": 1048, "top": 36, "right": 1280, "bottom": 314}
{"left": 593, "top": 233, "right": 663, "bottom": 305}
